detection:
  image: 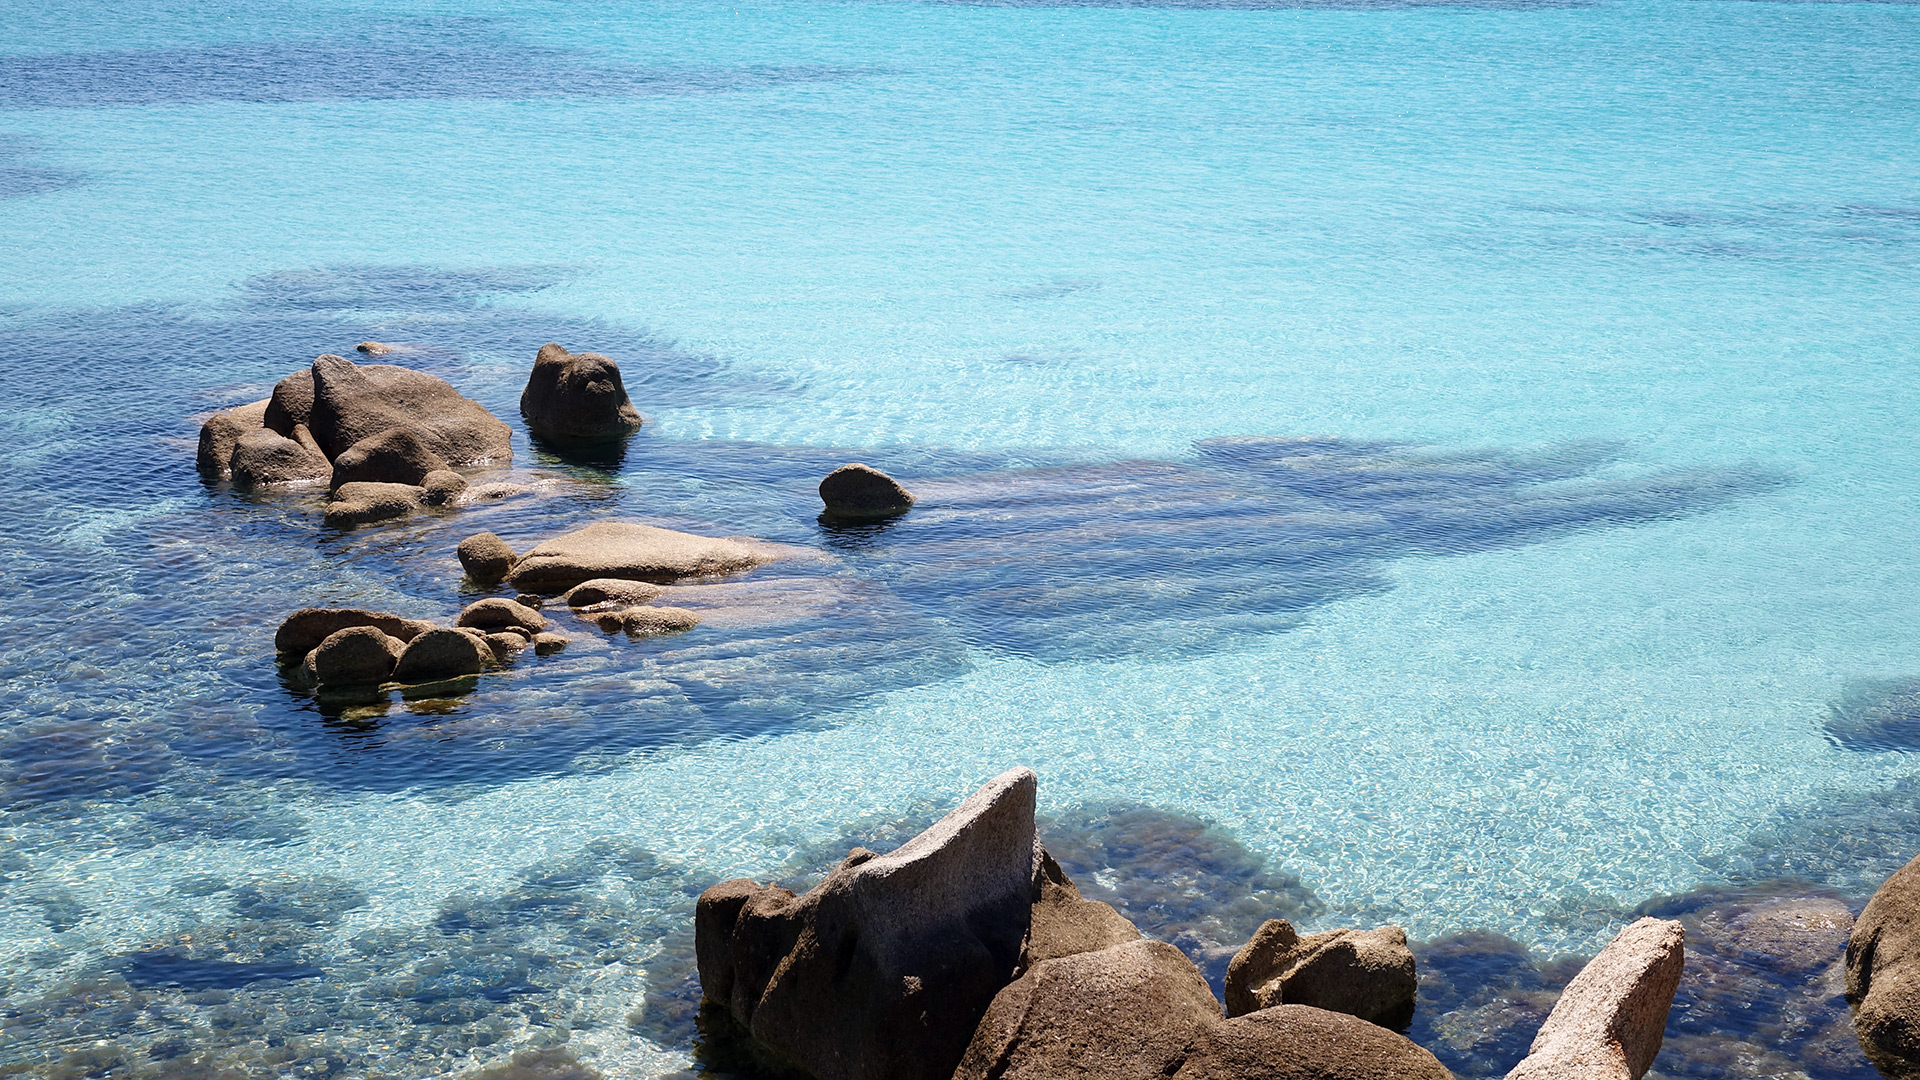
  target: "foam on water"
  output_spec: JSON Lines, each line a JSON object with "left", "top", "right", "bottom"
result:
{"left": 3, "top": 0, "right": 1920, "bottom": 1075}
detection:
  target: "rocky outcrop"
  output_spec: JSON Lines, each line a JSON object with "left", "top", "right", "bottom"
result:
{"left": 696, "top": 768, "right": 1042, "bottom": 1080}
{"left": 819, "top": 463, "right": 915, "bottom": 521}
{"left": 520, "top": 343, "right": 643, "bottom": 443}
{"left": 230, "top": 428, "right": 331, "bottom": 488}
{"left": 507, "top": 522, "right": 779, "bottom": 592}
{"left": 1849, "top": 853, "right": 1920, "bottom": 1079}
{"left": 275, "top": 608, "right": 436, "bottom": 657}
{"left": 1224, "top": 919, "right": 1417, "bottom": 1028}
{"left": 1024, "top": 849, "right": 1140, "bottom": 965}
{"left": 1505, "top": 917, "right": 1685, "bottom": 1080}
{"left": 196, "top": 399, "right": 270, "bottom": 477}
{"left": 955, "top": 939, "right": 1222, "bottom": 1080}
{"left": 268, "top": 354, "right": 511, "bottom": 465}
{"left": 393, "top": 627, "right": 491, "bottom": 683}
{"left": 324, "top": 481, "right": 424, "bottom": 527}
{"left": 309, "top": 626, "right": 405, "bottom": 687}
{"left": 329, "top": 427, "right": 450, "bottom": 489}
{"left": 456, "top": 598, "right": 546, "bottom": 635}
{"left": 457, "top": 533, "right": 518, "bottom": 585}
{"left": 1173, "top": 1005, "right": 1453, "bottom": 1080}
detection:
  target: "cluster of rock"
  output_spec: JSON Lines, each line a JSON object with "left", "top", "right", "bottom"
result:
{"left": 276, "top": 600, "right": 568, "bottom": 696}
{"left": 1850, "top": 852, "right": 1920, "bottom": 1079}
{"left": 693, "top": 769, "right": 1689, "bottom": 1080}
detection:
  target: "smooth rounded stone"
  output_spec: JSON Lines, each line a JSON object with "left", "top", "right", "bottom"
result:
{"left": 520, "top": 342, "right": 643, "bottom": 442}
{"left": 195, "top": 399, "right": 270, "bottom": 477}
{"left": 393, "top": 627, "right": 491, "bottom": 683}
{"left": 296, "top": 353, "right": 512, "bottom": 464}
{"left": 1505, "top": 918, "right": 1685, "bottom": 1080}
{"left": 507, "top": 521, "right": 779, "bottom": 592}
{"left": 1025, "top": 849, "right": 1141, "bottom": 966}
{"left": 622, "top": 606, "right": 700, "bottom": 637}
{"left": 421, "top": 469, "right": 467, "bottom": 506}
{"left": 1225, "top": 920, "right": 1417, "bottom": 1029}
{"left": 532, "top": 632, "right": 568, "bottom": 655}
{"left": 229, "top": 428, "right": 331, "bottom": 488}
{"left": 275, "top": 608, "right": 437, "bottom": 656}
{"left": 564, "top": 578, "right": 665, "bottom": 609}
{"left": 328, "top": 426, "right": 449, "bottom": 490}
{"left": 514, "top": 594, "right": 544, "bottom": 610}
{"left": 1172, "top": 1005, "right": 1453, "bottom": 1080}
{"left": 309, "top": 626, "right": 404, "bottom": 687}
{"left": 484, "top": 632, "right": 527, "bottom": 659}
{"left": 457, "top": 533, "right": 518, "bottom": 585}
{"left": 456, "top": 597, "right": 546, "bottom": 634}
{"left": 354, "top": 341, "right": 394, "bottom": 355}
{"left": 698, "top": 768, "right": 1043, "bottom": 1080}
{"left": 955, "top": 939, "right": 1223, "bottom": 1080}
{"left": 1849, "top": 853, "right": 1920, "bottom": 1079}
{"left": 819, "top": 462, "right": 916, "bottom": 521}
{"left": 324, "top": 481, "right": 425, "bottom": 527}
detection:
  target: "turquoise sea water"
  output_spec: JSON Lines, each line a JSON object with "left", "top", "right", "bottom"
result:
{"left": 3, "top": 0, "right": 1919, "bottom": 1075}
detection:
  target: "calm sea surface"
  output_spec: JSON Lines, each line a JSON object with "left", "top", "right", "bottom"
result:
{"left": 2, "top": 0, "right": 1918, "bottom": 1075}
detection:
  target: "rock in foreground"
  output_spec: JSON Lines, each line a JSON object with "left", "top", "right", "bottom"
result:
{"left": 1849, "top": 853, "right": 1920, "bottom": 1079}
{"left": 507, "top": 521, "right": 778, "bottom": 592}
{"left": 819, "top": 463, "right": 915, "bottom": 521}
{"left": 520, "top": 343, "right": 643, "bottom": 443}
{"left": 697, "top": 768, "right": 1041, "bottom": 1080}
{"left": 1505, "top": 917, "right": 1685, "bottom": 1080}
{"left": 1174, "top": 1005, "right": 1453, "bottom": 1080}
{"left": 1225, "top": 919, "right": 1417, "bottom": 1028}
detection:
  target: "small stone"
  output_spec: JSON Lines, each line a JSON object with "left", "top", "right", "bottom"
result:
{"left": 393, "top": 628, "right": 491, "bottom": 683}
{"left": 1025, "top": 849, "right": 1141, "bottom": 966}
{"left": 456, "top": 597, "right": 545, "bottom": 634}
{"left": 309, "top": 626, "right": 404, "bottom": 687}
{"left": 1173, "top": 1004, "right": 1453, "bottom": 1080}
{"left": 324, "top": 482, "right": 425, "bottom": 527}
{"left": 508, "top": 521, "right": 776, "bottom": 592}
{"left": 514, "top": 594, "right": 544, "bottom": 610}
{"left": 819, "top": 462, "right": 915, "bottom": 521}
{"left": 532, "top": 632, "right": 568, "bottom": 655}
{"left": 457, "top": 532, "right": 518, "bottom": 585}
{"left": 622, "top": 606, "right": 700, "bottom": 637}
{"left": 421, "top": 469, "right": 467, "bottom": 506}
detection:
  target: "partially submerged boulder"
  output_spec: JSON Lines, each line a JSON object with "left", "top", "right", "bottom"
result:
{"left": 563, "top": 578, "right": 665, "bottom": 609}
{"left": 1849, "top": 853, "right": 1920, "bottom": 1079}
{"left": 196, "top": 399, "right": 270, "bottom": 477}
{"left": 272, "top": 353, "right": 511, "bottom": 465}
{"left": 507, "top": 521, "right": 778, "bottom": 592}
{"left": 819, "top": 463, "right": 915, "bottom": 521}
{"left": 309, "top": 626, "right": 404, "bottom": 687}
{"left": 275, "top": 608, "right": 436, "bottom": 657}
{"left": 955, "top": 939, "right": 1222, "bottom": 1080}
{"left": 329, "top": 426, "right": 450, "bottom": 490}
{"left": 457, "top": 533, "right": 518, "bottom": 585}
{"left": 1505, "top": 917, "right": 1685, "bottom": 1080}
{"left": 1224, "top": 919, "right": 1417, "bottom": 1028}
{"left": 229, "top": 428, "right": 331, "bottom": 488}
{"left": 1173, "top": 1004, "right": 1452, "bottom": 1080}
{"left": 456, "top": 598, "right": 546, "bottom": 635}
{"left": 324, "top": 481, "right": 424, "bottom": 527}
{"left": 421, "top": 469, "right": 467, "bottom": 506}
{"left": 393, "top": 627, "right": 491, "bottom": 683}
{"left": 621, "top": 606, "right": 701, "bottom": 637}
{"left": 532, "top": 632, "right": 569, "bottom": 655}
{"left": 696, "top": 768, "right": 1042, "bottom": 1080}
{"left": 520, "top": 343, "right": 643, "bottom": 443}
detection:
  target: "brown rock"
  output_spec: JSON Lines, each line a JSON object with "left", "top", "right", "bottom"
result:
{"left": 393, "top": 627, "right": 491, "bottom": 683}
{"left": 1172, "top": 1004, "right": 1453, "bottom": 1080}
{"left": 697, "top": 768, "right": 1042, "bottom": 1080}
{"left": 622, "top": 606, "right": 700, "bottom": 637}
{"left": 324, "top": 481, "right": 425, "bottom": 527}
{"left": 295, "top": 353, "right": 512, "bottom": 464}
{"left": 564, "top": 578, "right": 665, "bottom": 609}
{"left": 309, "top": 626, "right": 405, "bottom": 687}
{"left": 229, "top": 428, "right": 331, "bottom": 488}
{"left": 507, "top": 521, "right": 777, "bottom": 592}
{"left": 1505, "top": 917, "right": 1685, "bottom": 1080}
{"left": 1849, "top": 853, "right": 1920, "bottom": 1080}
{"left": 955, "top": 939, "right": 1222, "bottom": 1080}
{"left": 1024, "top": 848, "right": 1140, "bottom": 966}
{"left": 264, "top": 366, "right": 316, "bottom": 435}
{"left": 456, "top": 597, "right": 546, "bottom": 634}
{"left": 195, "top": 399, "right": 270, "bottom": 477}
{"left": 520, "top": 343, "right": 643, "bottom": 442}
{"left": 514, "top": 594, "right": 544, "bottom": 609}
{"left": 819, "top": 463, "right": 915, "bottom": 521}
{"left": 484, "top": 631, "right": 526, "bottom": 658}
{"left": 457, "top": 532, "right": 518, "bottom": 585}
{"left": 1225, "top": 920, "right": 1417, "bottom": 1028}
{"left": 354, "top": 341, "right": 394, "bottom": 356}
{"left": 421, "top": 469, "right": 468, "bottom": 506}
{"left": 532, "top": 632, "right": 568, "bottom": 655}
{"left": 329, "top": 426, "right": 450, "bottom": 490}
{"left": 275, "top": 608, "right": 436, "bottom": 656}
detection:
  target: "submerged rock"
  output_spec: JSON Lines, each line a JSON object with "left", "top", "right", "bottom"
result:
{"left": 1225, "top": 920, "right": 1417, "bottom": 1029}
{"left": 324, "top": 480, "right": 425, "bottom": 527}
{"left": 229, "top": 428, "right": 331, "bottom": 488}
{"left": 421, "top": 469, "right": 468, "bottom": 505}
{"left": 276, "top": 608, "right": 436, "bottom": 657}
{"left": 393, "top": 627, "right": 491, "bottom": 683}
{"left": 520, "top": 343, "right": 643, "bottom": 443}
{"left": 1849, "top": 853, "right": 1920, "bottom": 1079}
{"left": 329, "top": 426, "right": 450, "bottom": 489}
{"left": 310, "top": 626, "right": 404, "bottom": 687}
{"left": 507, "top": 521, "right": 778, "bottom": 592}
{"left": 457, "top": 532, "right": 518, "bottom": 585}
{"left": 819, "top": 462, "right": 915, "bottom": 521}
{"left": 354, "top": 341, "right": 394, "bottom": 356}
{"left": 1174, "top": 1005, "right": 1452, "bottom": 1080}
{"left": 196, "top": 399, "right": 270, "bottom": 477}
{"left": 1505, "top": 917, "right": 1685, "bottom": 1080}
{"left": 696, "top": 767, "right": 1041, "bottom": 1080}
{"left": 1827, "top": 679, "right": 1920, "bottom": 753}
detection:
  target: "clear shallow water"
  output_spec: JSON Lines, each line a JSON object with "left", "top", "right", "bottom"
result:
{"left": 2, "top": 0, "right": 1919, "bottom": 1076}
